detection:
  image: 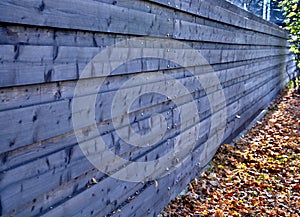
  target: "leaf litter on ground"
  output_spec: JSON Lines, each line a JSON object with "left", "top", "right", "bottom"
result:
{"left": 160, "top": 89, "right": 300, "bottom": 217}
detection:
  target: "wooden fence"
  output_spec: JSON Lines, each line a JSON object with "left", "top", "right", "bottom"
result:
{"left": 0, "top": 0, "right": 296, "bottom": 216}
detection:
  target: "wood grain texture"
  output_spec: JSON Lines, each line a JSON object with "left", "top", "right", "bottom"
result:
{"left": 0, "top": 0, "right": 296, "bottom": 216}
{"left": 0, "top": 45, "right": 289, "bottom": 87}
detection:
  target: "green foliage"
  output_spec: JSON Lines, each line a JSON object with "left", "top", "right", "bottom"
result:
{"left": 286, "top": 79, "right": 294, "bottom": 89}
{"left": 277, "top": 0, "right": 300, "bottom": 68}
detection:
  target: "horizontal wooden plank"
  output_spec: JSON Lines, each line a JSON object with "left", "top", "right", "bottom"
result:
{"left": 0, "top": 23, "right": 290, "bottom": 51}
{"left": 89, "top": 0, "right": 287, "bottom": 40}
{"left": 0, "top": 0, "right": 172, "bottom": 36}
{"left": 173, "top": 20, "right": 287, "bottom": 46}
{"left": 0, "top": 0, "right": 288, "bottom": 47}
{"left": 0, "top": 44, "right": 289, "bottom": 87}
{"left": 0, "top": 40, "right": 289, "bottom": 65}
{"left": 149, "top": 0, "right": 287, "bottom": 39}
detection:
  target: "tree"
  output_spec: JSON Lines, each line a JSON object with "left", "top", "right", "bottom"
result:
{"left": 278, "top": 0, "right": 300, "bottom": 68}
{"left": 228, "top": 0, "right": 284, "bottom": 24}
{"left": 278, "top": 0, "right": 300, "bottom": 92}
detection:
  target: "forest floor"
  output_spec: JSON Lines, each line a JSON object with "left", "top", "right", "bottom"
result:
{"left": 160, "top": 89, "right": 300, "bottom": 217}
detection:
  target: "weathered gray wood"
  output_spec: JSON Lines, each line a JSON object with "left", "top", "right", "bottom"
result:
{"left": 0, "top": 45, "right": 288, "bottom": 65}
{"left": 225, "top": 79, "right": 281, "bottom": 141}
{"left": 0, "top": 117, "right": 212, "bottom": 216}
{"left": 109, "top": 78, "right": 282, "bottom": 216}
{"left": 0, "top": 0, "right": 287, "bottom": 41}
{"left": 0, "top": 0, "right": 172, "bottom": 37}
{"left": 0, "top": 58, "right": 289, "bottom": 173}
{"left": 0, "top": 45, "right": 289, "bottom": 88}
{"left": 2, "top": 60, "right": 290, "bottom": 211}
{"left": 0, "top": 54, "right": 288, "bottom": 154}
{"left": 0, "top": 99, "right": 72, "bottom": 153}
{"left": 0, "top": 68, "right": 294, "bottom": 214}
{"left": 2, "top": 62, "right": 286, "bottom": 216}
{"left": 0, "top": 24, "right": 290, "bottom": 52}
{"left": 0, "top": 55, "right": 292, "bottom": 113}
{"left": 149, "top": 0, "right": 287, "bottom": 38}
{"left": 0, "top": 0, "right": 296, "bottom": 216}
